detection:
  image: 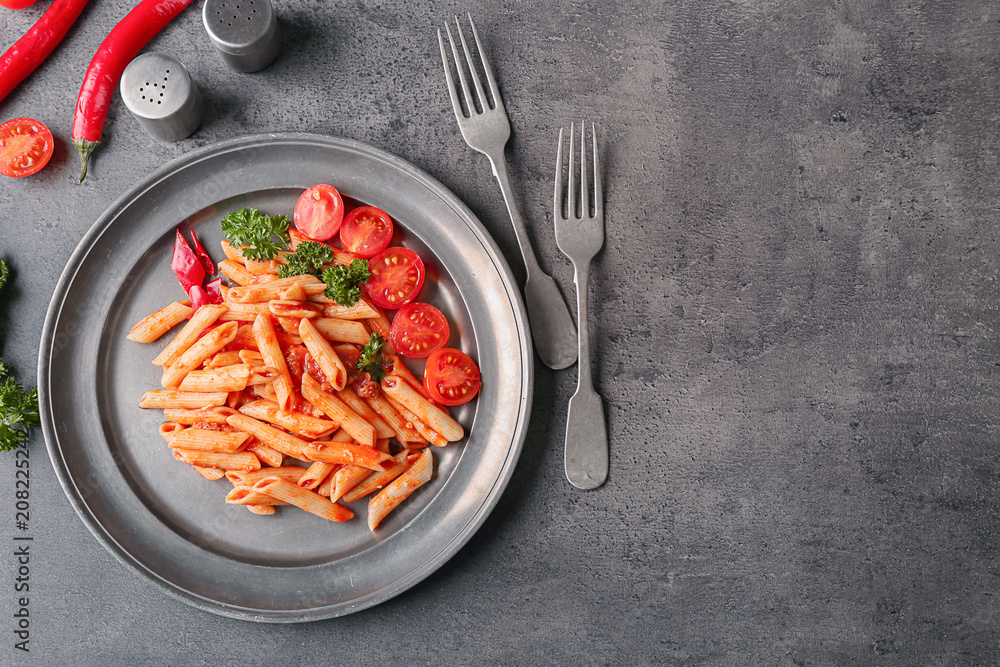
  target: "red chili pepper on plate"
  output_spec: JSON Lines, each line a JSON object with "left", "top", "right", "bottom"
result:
{"left": 72, "top": 0, "right": 194, "bottom": 183}
{"left": 189, "top": 230, "right": 216, "bottom": 275}
{"left": 0, "top": 0, "right": 90, "bottom": 104}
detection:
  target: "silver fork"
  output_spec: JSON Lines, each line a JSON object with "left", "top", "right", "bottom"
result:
{"left": 438, "top": 15, "right": 578, "bottom": 370}
{"left": 554, "top": 122, "right": 607, "bottom": 490}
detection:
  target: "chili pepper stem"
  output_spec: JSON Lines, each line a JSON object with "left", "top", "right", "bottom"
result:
{"left": 73, "top": 139, "right": 98, "bottom": 183}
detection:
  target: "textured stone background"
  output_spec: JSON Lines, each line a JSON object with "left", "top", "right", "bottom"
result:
{"left": 2, "top": 0, "right": 999, "bottom": 664}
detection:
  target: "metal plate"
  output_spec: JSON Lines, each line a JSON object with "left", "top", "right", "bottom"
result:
{"left": 38, "top": 133, "right": 532, "bottom": 622}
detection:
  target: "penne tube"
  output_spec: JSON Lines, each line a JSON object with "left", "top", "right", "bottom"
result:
{"left": 225, "top": 486, "right": 290, "bottom": 506}
{"left": 342, "top": 450, "right": 419, "bottom": 503}
{"left": 173, "top": 448, "right": 260, "bottom": 472}
{"left": 220, "top": 240, "right": 244, "bottom": 262}
{"left": 312, "top": 318, "right": 371, "bottom": 345}
{"left": 320, "top": 299, "right": 379, "bottom": 320}
{"left": 301, "top": 374, "right": 376, "bottom": 447}
{"left": 252, "top": 477, "right": 354, "bottom": 522}
{"left": 159, "top": 421, "right": 185, "bottom": 443}
{"left": 238, "top": 349, "right": 265, "bottom": 366}
{"left": 364, "top": 310, "right": 395, "bottom": 355}
{"left": 384, "top": 394, "right": 448, "bottom": 448}
{"left": 298, "top": 319, "right": 348, "bottom": 391}
{"left": 298, "top": 461, "right": 337, "bottom": 491}
{"left": 276, "top": 316, "right": 303, "bottom": 335}
{"left": 238, "top": 399, "right": 338, "bottom": 439}
{"left": 243, "top": 256, "right": 281, "bottom": 276}
{"left": 270, "top": 300, "right": 321, "bottom": 319}
{"left": 162, "top": 407, "right": 237, "bottom": 425}
{"left": 252, "top": 314, "right": 294, "bottom": 411}
{"left": 337, "top": 387, "right": 395, "bottom": 439}
{"left": 279, "top": 283, "right": 308, "bottom": 302}
{"left": 226, "top": 466, "right": 306, "bottom": 487}
{"left": 127, "top": 300, "right": 193, "bottom": 343}
{"left": 218, "top": 302, "right": 271, "bottom": 322}
{"left": 140, "top": 390, "right": 229, "bottom": 409}
{"left": 247, "top": 440, "right": 284, "bottom": 468}
{"left": 167, "top": 428, "right": 251, "bottom": 453}
{"left": 301, "top": 440, "right": 394, "bottom": 471}
{"left": 205, "top": 350, "right": 243, "bottom": 368}
{"left": 178, "top": 364, "right": 253, "bottom": 393}
{"left": 151, "top": 304, "right": 228, "bottom": 367}
{"left": 160, "top": 321, "right": 239, "bottom": 388}
{"left": 228, "top": 275, "right": 325, "bottom": 303}
{"left": 365, "top": 392, "right": 426, "bottom": 444}
{"left": 387, "top": 353, "right": 435, "bottom": 401}
{"left": 196, "top": 467, "right": 227, "bottom": 480}
{"left": 226, "top": 412, "right": 309, "bottom": 460}
{"left": 331, "top": 465, "right": 374, "bottom": 502}
{"left": 367, "top": 448, "right": 433, "bottom": 530}
{"left": 219, "top": 259, "right": 256, "bottom": 286}
{"left": 246, "top": 504, "right": 276, "bottom": 515}
{"left": 381, "top": 374, "right": 463, "bottom": 442}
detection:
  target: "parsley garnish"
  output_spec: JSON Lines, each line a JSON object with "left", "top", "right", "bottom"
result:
{"left": 278, "top": 241, "right": 334, "bottom": 279}
{"left": 357, "top": 332, "right": 387, "bottom": 383}
{"left": 0, "top": 363, "right": 38, "bottom": 453}
{"left": 321, "top": 258, "right": 370, "bottom": 307}
{"left": 220, "top": 208, "right": 291, "bottom": 261}
{"left": 0, "top": 259, "right": 8, "bottom": 292}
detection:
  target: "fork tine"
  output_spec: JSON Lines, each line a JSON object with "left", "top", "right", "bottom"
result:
{"left": 554, "top": 127, "right": 565, "bottom": 220}
{"left": 437, "top": 29, "right": 464, "bottom": 121}
{"left": 444, "top": 21, "right": 474, "bottom": 119}
{"left": 455, "top": 16, "right": 489, "bottom": 113}
{"left": 467, "top": 14, "right": 501, "bottom": 112}
{"left": 579, "top": 121, "right": 589, "bottom": 219}
{"left": 568, "top": 122, "right": 577, "bottom": 220}
{"left": 591, "top": 122, "right": 602, "bottom": 218}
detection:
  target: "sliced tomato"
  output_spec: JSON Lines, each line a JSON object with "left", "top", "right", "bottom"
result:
{"left": 365, "top": 247, "right": 425, "bottom": 309}
{"left": 0, "top": 118, "right": 53, "bottom": 178}
{"left": 293, "top": 184, "right": 344, "bottom": 241}
{"left": 424, "top": 348, "right": 481, "bottom": 406}
{"left": 390, "top": 302, "right": 449, "bottom": 358}
{"left": 340, "top": 206, "right": 394, "bottom": 258}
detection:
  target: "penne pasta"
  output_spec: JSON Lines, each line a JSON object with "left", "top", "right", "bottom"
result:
{"left": 167, "top": 428, "right": 251, "bottom": 453}
{"left": 178, "top": 364, "right": 254, "bottom": 393}
{"left": 163, "top": 407, "right": 238, "bottom": 425}
{"left": 279, "top": 283, "right": 307, "bottom": 302}
{"left": 173, "top": 448, "right": 260, "bottom": 472}
{"left": 127, "top": 300, "right": 193, "bottom": 343}
{"left": 342, "top": 450, "right": 419, "bottom": 503}
{"left": 312, "top": 318, "right": 371, "bottom": 345}
{"left": 252, "top": 476, "right": 354, "bottom": 522}
{"left": 252, "top": 313, "right": 295, "bottom": 411}
{"left": 225, "top": 486, "right": 290, "bottom": 506}
{"left": 380, "top": 374, "right": 463, "bottom": 442}
{"left": 139, "top": 390, "right": 229, "bottom": 409}
{"left": 226, "top": 412, "right": 309, "bottom": 460}
{"left": 320, "top": 299, "right": 379, "bottom": 320}
{"left": 337, "top": 386, "right": 395, "bottom": 439}
{"left": 218, "top": 302, "right": 271, "bottom": 322}
{"left": 297, "top": 461, "right": 337, "bottom": 491}
{"left": 301, "top": 374, "right": 376, "bottom": 447}
{"left": 228, "top": 275, "right": 325, "bottom": 303}
{"left": 237, "top": 399, "right": 338, "bottom": 439}
{"left": 160, "top": 321, "right": 239, "bottom": 388}
{"left": 365, "top": 392, "right": 426, "bottom": 444}
{"left": 151, "top": 304, "right": 228, "bottom": 367}
{"left": 298, "top": 318, "right": 348, "bottom": 391}
{"left": 226, "top": 466, "right": 306, "bottom": 487}
{"left": 383, "top": 394, "right": 448, "bottom": 448}
{"left": 218, "top": 259, "right": 256, "bottom": 286}
{"left": 246, "top": 504, "right": 276, "bottom": 515}
{"left": 270, "top": 300, "right": 321, "bottom": 319}
{"left": 367, "top": 448, "right": 433, "bottom": 530}
{"left": 205, "top": 350, "right": 243, "bottom": 368}
{"left": 301, "top": 440, "right": 394, "bottom": 471}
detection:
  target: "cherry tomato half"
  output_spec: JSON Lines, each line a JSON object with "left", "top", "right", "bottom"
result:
{"left": 365, "top": 247, "right": 425, "bottom": 309}
{"left": 390, "top": 302, "right": 449, "bottom": 358}
{"left": 0, "top": 117, "right": 53, "bottom": 178}
{"left": 340, "top": 206, "right": 394, "bottom": 258}
{"left": 0, "top": 0, "right": 40, "bottom": 9}
{"left": 423, "top": 348, "right": 481, "bottom": 406}
{"left": 293, "top": 184, "right": 344, "bottom": 241}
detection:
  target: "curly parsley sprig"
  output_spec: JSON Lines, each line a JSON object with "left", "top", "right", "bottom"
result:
{"left": 0, "top": 363, "right": 39, "bottom": 453}
{"left": 321, "top": 258, "right": 370, "bottom": 307}
{"left": 278, "top": 240, "right": 335, "bottom": 279}
{"left": 220, "top": 208, "right": 291, "bottom": 261}
{"left": 357, "top": 332, "right": 387, "bottom": 383}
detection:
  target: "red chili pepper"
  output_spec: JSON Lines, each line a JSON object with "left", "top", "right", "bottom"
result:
{"left": 72, "top": 0, "right": 193, "bottom": 183}
{"left": 190, "top": 231, "right": 216, "bottom": 276}
{"left": 171, "top": 229, "right": 205, "bottom": 293}
{"left": 0, "top": 0, "right": 90, "bottom": 105}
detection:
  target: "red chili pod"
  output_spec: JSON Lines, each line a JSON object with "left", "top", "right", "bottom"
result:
{"left": 171, "top": 229, "right": 205, "bottom": 292}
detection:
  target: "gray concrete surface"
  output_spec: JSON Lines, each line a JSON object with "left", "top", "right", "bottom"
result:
{"left": 2, "top": 0, "right": 999, "bottom": 664}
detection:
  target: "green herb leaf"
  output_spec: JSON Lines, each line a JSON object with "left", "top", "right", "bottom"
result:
{"left": 278, "top": 240, "right": 335, "bottom": 279}
{"left": 321, "top": 258, "right": 370, "bottom": 307}
{"left": 357, "top": 332, "right": 387, "bottom": 383}
{"left": 220, "top": 208, "right": 291, "bottom": 261}
{"left": 0, "top": 259, "right": 8, "bottom": 293}
{"left": 0, "top": 363, "right": 39, "bottom": 453}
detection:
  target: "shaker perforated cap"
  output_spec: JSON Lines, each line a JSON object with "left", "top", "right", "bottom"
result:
{"left": 120, "top": 53, "right": 202, "bottom": 142}
{"left": 203, "top": 0, "right": 281, "bottom": 72}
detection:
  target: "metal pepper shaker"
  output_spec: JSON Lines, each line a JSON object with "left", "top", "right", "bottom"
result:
{"left": 203, "top": 0, "right": 281, "bottom": 72}
{"left": 120, "top": 53, "right": 202, "bottom": 142}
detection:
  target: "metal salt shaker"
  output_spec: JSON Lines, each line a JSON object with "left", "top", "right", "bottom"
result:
{"left": 120, "top": 53, "right": 202, "bottom": 142}
{"left": 203, "top": 0, "right": 281, "bottom": 72}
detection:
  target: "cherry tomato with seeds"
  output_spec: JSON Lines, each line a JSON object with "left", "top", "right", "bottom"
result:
{"left": 390, "top": 302, "right": 449, "bottom": 358}
{"left": 340, "top": 206, "right": 394, "bottom": 258}
{"left": 365, "top": 246, "right": 425, "bottom": 309}
{"left": 0, "top": 117, "right": 53, "bottom": 178}
{"left": 423, "top": 348, "right": 481, "bottom": 406}
{"left": 293, "top": 184, "right": 344, "bottom": 241}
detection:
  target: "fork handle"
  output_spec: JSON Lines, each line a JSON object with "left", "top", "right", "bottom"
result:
{"left": 489, "top": 156, "right": 578, "bottom": 370}
{"left": 564, "top": 260, "right": 608, "bottom": 489}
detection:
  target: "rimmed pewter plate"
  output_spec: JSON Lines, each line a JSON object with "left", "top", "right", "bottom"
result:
{"left": 38, "top": 133, "right": 532, "bottom": 622}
